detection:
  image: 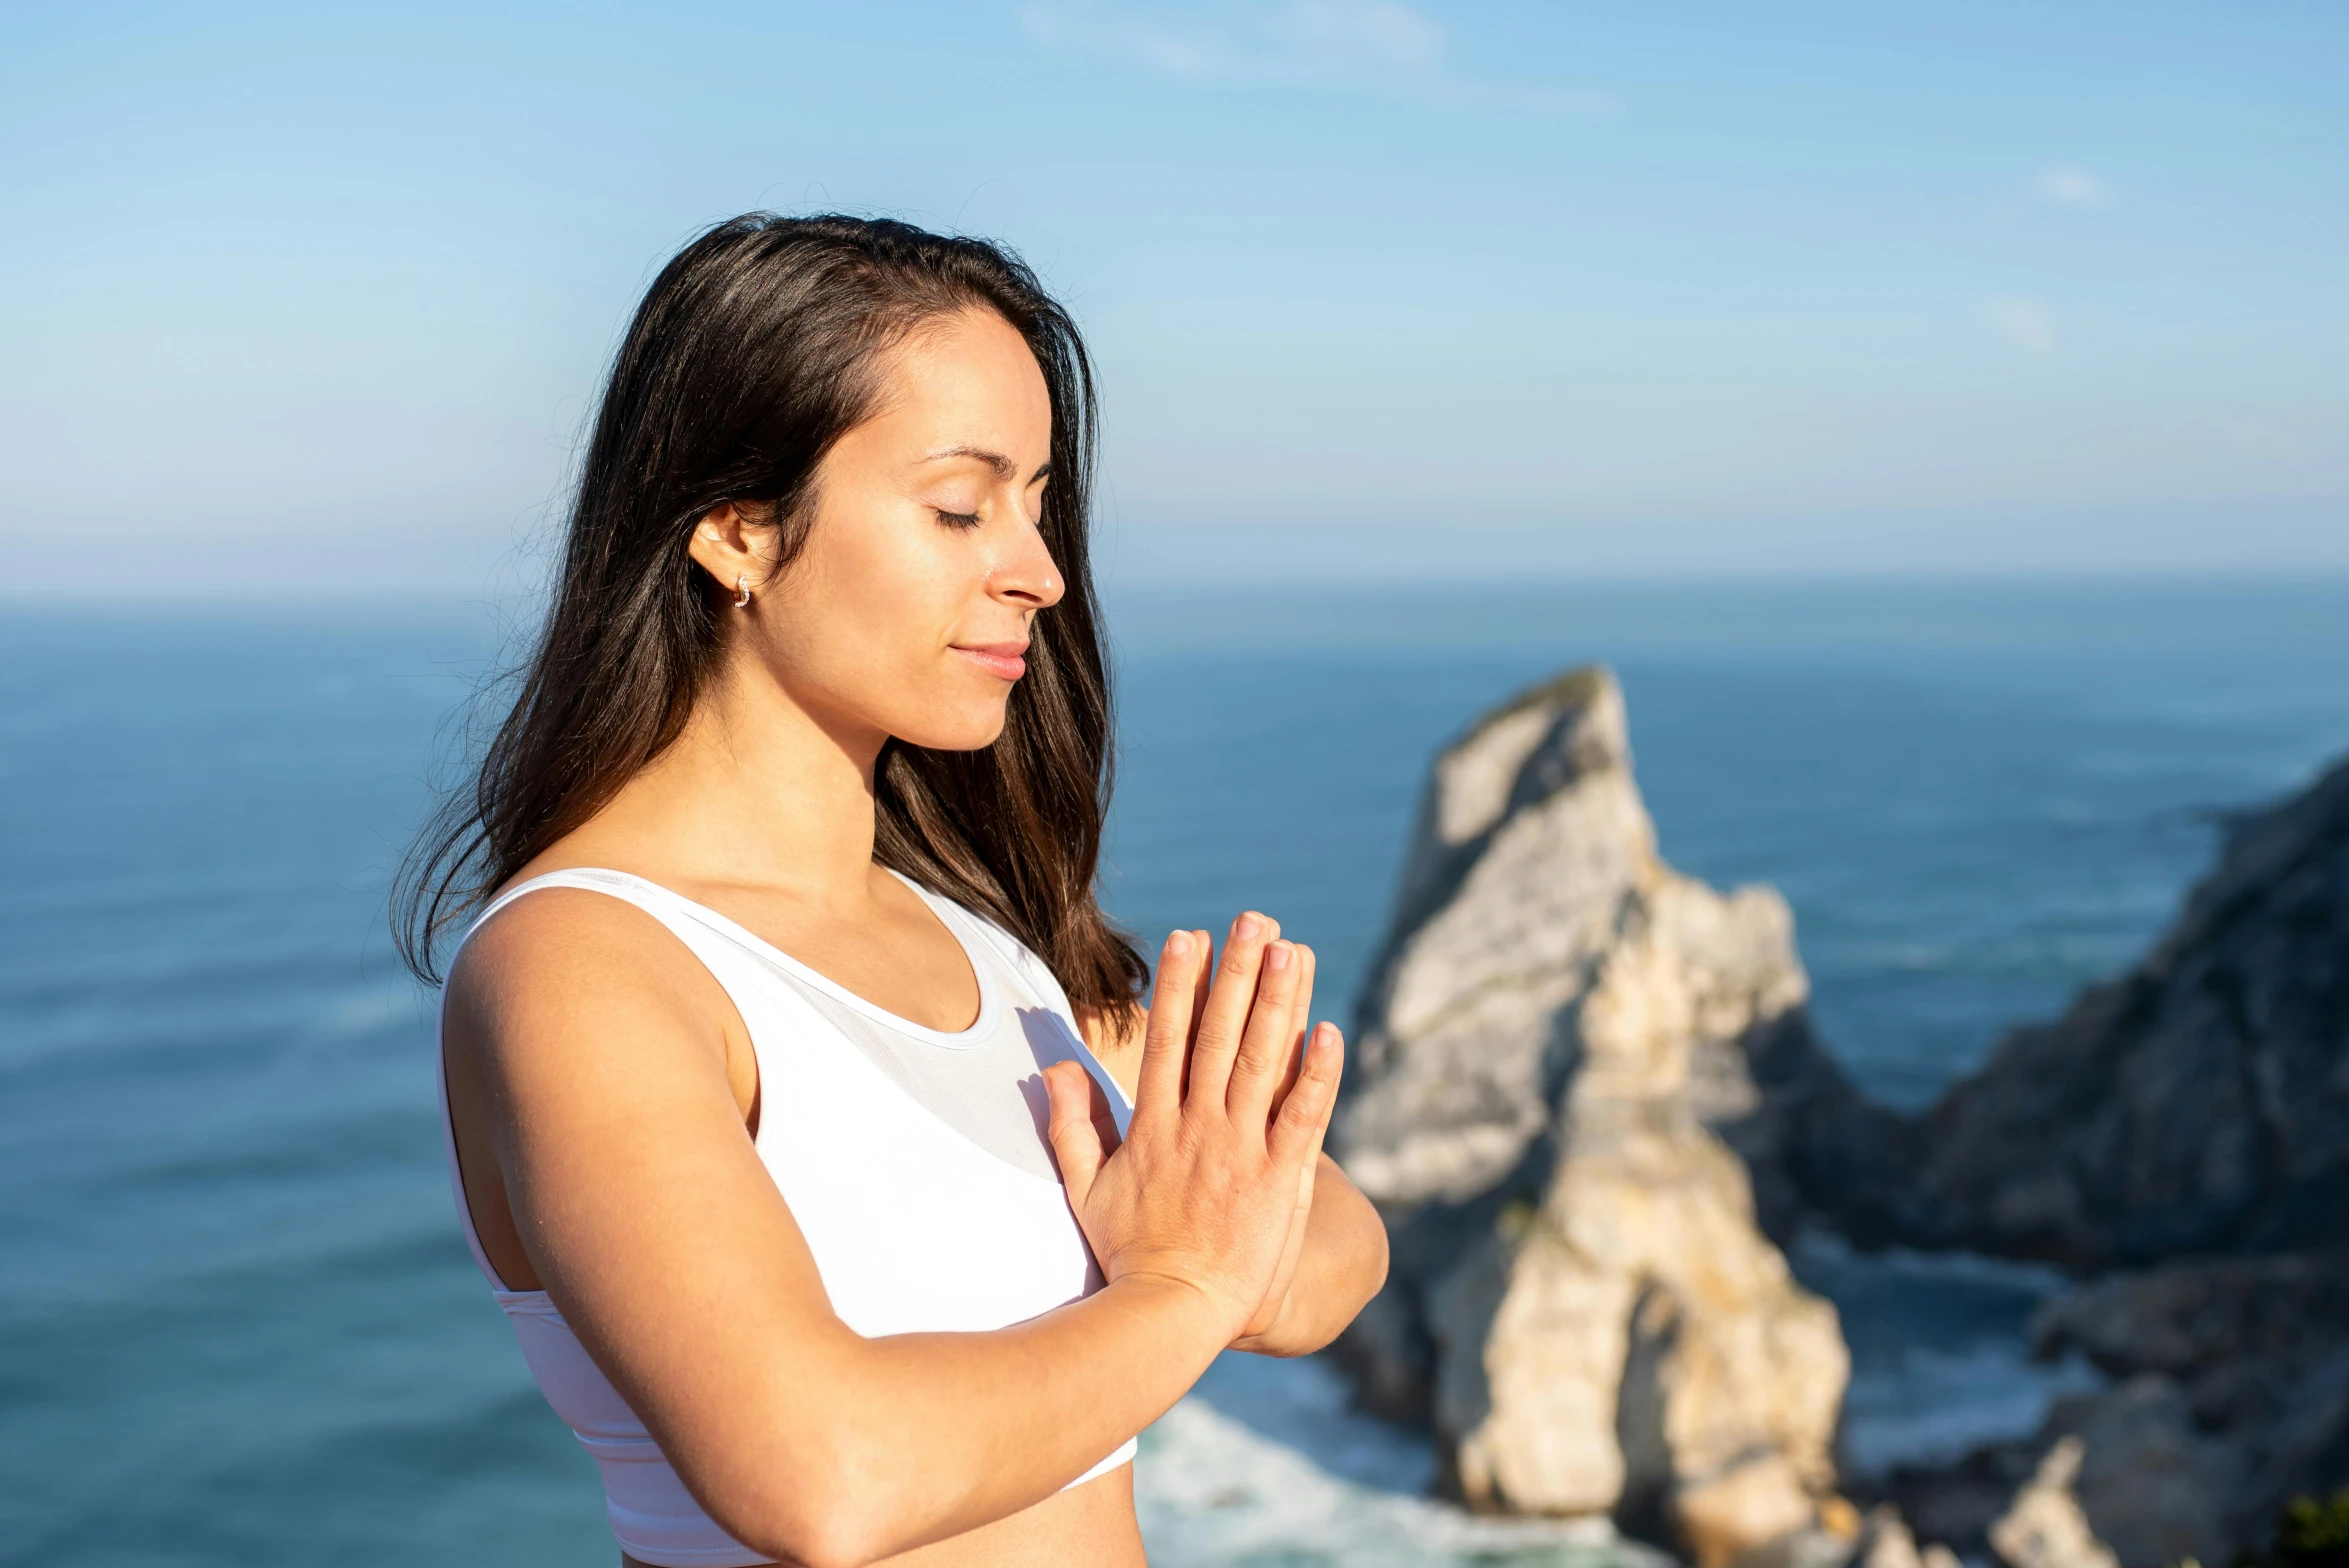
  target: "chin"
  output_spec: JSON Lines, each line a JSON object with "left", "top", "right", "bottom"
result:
{"left": 894, "top": 703, "right": 1011, "bottom": 754}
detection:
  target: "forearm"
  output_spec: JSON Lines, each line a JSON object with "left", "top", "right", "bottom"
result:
{"left": 723, "top": 1273, "right": 1228, "bottom": 1565}
{"left": 1229, "top": 1156, "right": 1389, "bottom": 1357}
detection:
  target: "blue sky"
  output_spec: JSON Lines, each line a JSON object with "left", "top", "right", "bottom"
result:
{"left": 2, "top": 1, "right": 2343, "bottom": 593}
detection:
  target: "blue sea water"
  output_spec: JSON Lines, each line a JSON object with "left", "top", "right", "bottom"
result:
{"left": 3, "top": 580, "right": 2345, "bottom": 1564}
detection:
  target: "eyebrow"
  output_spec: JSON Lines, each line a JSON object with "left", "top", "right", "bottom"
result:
{"left": 922, "top": 445, "right": 1050, "bottom": 483}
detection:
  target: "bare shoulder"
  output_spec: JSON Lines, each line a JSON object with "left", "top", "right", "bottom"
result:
{"left": 1074, "top": 1001, "right": 1147, "bottom": 1100}
{"left": 443, "top": 886, "right": 737, "bottom": 1081}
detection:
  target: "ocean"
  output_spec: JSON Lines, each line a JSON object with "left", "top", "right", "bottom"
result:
{"left": 4, "top": 579, "right": 2346, "bottom": 1565}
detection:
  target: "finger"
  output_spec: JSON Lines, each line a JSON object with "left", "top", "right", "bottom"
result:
{"left": 1297, "top": 1146, "right": 1325, "bottom": 1212}
{"left": 1185, "top": 912, "right": 1273, "bottom": 1114}
{"left": 1090, "top": 1080, "right": 1122, "bottom": 1153}
{"left": 1262, "top": 943, "right": 1317, "bottom": 1118}
{"left": 1295, "top": 1114, "right": 1330, "bottom": 1217}
{"left": 1285, "top": 1063, "right": 1333, "bottom": 1229}
{"left": 1186, "top": 929, "right": 1211, "bottom": 1046}
{"left": 1227, "top": 939, "right": 1305, "bottom": 1125}
{"left": 1136, "top": 931, "right": 1199, "bottom": 1128}
{"left": 1294, "top": 942, "right": 1316, "bottom": 1041}
{"left": 1279, "top": 943, "right": 1319, "bottom": 1111}
{"left": 1168, "top": 930, "right": 1210, "bottom": 1099}
{"left": 1043, "top": 1059, "right": 1106, "bottom": 1201}
{"left": 1269, "top": 1023, "right": 1345, "bottom": 1167}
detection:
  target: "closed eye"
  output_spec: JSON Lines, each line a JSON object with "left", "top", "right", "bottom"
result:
{"left": 934, "top": 508, "right": 983, "bottom": 530}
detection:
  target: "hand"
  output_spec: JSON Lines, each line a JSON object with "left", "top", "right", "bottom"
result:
{"left": 1042, "top": 915, "right": 1345, "bottom": 1342}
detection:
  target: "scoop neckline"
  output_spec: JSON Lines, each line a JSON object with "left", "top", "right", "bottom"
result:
{"left": 532, "top": 866, "right": 1003, "bottom": 1050}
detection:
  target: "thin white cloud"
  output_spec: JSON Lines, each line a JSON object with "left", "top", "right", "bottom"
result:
{"left": 2036, "top": 165, "right": 2114, "bottom": 208}
{"left": 1021, "top": 1, "right": 1615, "bottom": 114}
{"left": 1982, "top": 296, "right": 2055, "bottom": 353}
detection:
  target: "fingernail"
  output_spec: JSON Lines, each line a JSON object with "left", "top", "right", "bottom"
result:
{"left": 1165, "top": 930, "right": 1190, "bottom": 958}
{"left": 1235, "top": 912, "right": 1261, "bottom": 940}
{"left": 1267, "top": 941, "right": 1292, "bottom": 971}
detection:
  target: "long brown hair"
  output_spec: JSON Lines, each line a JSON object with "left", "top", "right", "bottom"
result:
{"left": 395, "top": 214, "right": 1147, "bottom": 1015}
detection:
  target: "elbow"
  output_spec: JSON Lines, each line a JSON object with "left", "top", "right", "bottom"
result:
{"left": 714, "top": 1437, "right": 912, "bottom": 1568}
{"left": 767, "top": 1526, "right": 887, "bottom": 1568}
{"left": 1243, "top": 1237, "right": 1393, "bottom": 1358}
{"left": 725, "top": 1492, "right": 889, "bottom": 1568}
{"left": 729, "top": 1508, "right": 886, "bottom": 1568}
{"left": 1315, "top": 1208, "right": 1392, "bottom": 1351}
{"left": 1364, "top": 1221, "right": 1392, "bottom": 1302}
{"left": 1348, "top": 1185, "right": 1392, "bottom": 1318}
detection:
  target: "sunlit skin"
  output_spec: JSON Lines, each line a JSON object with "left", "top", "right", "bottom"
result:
{"left": 440, "top": 308, "right": 1389, "bottom": 1567}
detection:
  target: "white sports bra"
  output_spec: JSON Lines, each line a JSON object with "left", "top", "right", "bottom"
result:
{"left": 435, "top": 867, "right": 1139, "bottom": 1568}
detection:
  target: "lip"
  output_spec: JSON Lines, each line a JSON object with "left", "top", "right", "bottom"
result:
{"left": 950, "top": 641, "right": 1029, "bottom": 681}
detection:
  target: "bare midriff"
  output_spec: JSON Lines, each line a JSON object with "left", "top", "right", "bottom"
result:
{"left": 616, "top": 1462, "right": 1144, "bottom": 1568}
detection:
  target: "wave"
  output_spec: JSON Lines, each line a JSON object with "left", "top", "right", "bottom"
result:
{"left": 1138, "top": 1354, "right": 1672, "bottom": 1568}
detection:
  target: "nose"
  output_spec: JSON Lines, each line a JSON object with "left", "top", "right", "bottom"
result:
{"left": 990, "top": 512, "right": 1065, "bottom": 612}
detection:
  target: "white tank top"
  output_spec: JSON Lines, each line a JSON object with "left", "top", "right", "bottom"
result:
{"left": 434, "top": 867, "right": 1140, "bottom": 1568}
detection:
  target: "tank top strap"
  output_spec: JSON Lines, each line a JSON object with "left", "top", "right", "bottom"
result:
{"left": 460, "top": 867, "right": 737, "bottom": 960}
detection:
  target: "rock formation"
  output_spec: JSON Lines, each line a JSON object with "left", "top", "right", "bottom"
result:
{"left": 1790, "top": 756, "right": 2349, "bottom": 1564}
{"left": 1765, "top": 754, "right": 2349, "bottom": 1271}
{"left": 1988, "top": 1438, "right": 2120, "bottom": 1568}
{"left": 1328, "top": 667, "right": 1849, "bottom": 1567}
{"left": 1870, "top": 1376, "right": 2238, "bottom": 1568}
{"left": 1324, "top": 663, "right": 2349, "bottom": 1567}
{"left": 2029, "top": 1251, "right": 2349, "bottom": 1553}
{"left": 1851, "top": 1505, "right": 1962, "bottom": 1568}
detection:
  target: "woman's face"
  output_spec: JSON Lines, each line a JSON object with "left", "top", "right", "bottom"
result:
{"left": 702, "top": 306, "right": 1065, "bottom": 756}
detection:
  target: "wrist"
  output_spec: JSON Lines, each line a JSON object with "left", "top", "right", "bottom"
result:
{"left": 1101, "top": 1269, "right": 1248, "bottom": 1358}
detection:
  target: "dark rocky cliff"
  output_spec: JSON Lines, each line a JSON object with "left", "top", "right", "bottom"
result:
{"left": 1737, "top": 754, "right": 2349, "bottom": 1563}
{"left": 1746, "top": 754, "right": 2349, "bottom": 1272}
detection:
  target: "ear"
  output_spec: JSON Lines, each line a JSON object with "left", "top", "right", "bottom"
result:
{"left": 684, "top": 502, "right": 780, "bottom": 599}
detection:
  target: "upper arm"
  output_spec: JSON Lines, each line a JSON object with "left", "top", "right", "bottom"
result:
{"left": 442, "top": 892, "right": 858, "bottom": 1544}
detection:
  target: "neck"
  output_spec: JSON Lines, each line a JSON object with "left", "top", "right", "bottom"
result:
{"left": 581, "top": 647, "right": 888, "bottom": 908}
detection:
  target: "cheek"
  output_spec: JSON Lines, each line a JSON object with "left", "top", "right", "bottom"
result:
{"left": 847, "top": 510, "right": 981, "bottom": 651}
{"left": 767, "top": 505, "right": 999, "bottom": 734}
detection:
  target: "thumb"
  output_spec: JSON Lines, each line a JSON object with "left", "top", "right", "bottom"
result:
{"left": 1043, "top": 1059, "right": 1106, "bottom": 1202}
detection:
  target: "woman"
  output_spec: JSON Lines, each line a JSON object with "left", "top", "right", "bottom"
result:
{"left": 399, "top": 214, "right": 1389, "bottom": 1567}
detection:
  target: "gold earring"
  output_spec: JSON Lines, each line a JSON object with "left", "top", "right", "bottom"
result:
{"left": 733, "top": 575, "right": 751, "bottom": 609}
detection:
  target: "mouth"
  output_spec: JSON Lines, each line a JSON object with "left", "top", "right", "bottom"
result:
{"left": 950, "top": 641, "right": 1029, "bottom": 681}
